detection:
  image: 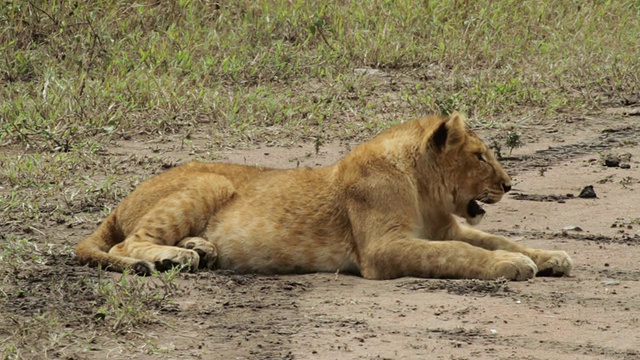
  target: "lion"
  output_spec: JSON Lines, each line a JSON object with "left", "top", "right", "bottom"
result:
{"left": 76, "top": 113, "right": 573, "bottom": 280}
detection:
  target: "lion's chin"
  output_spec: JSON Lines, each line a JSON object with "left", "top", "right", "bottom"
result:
{"left": 465, "top": 199, "right": 486, "bottom": 226}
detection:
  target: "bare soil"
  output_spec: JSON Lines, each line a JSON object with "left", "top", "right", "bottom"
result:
{"left": 2, "top": 110, "right": 640, "bottom": 359}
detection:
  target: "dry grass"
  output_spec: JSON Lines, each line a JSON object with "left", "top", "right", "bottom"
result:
{"left": 1, "top": 1, "right": 638, "bottom": 150}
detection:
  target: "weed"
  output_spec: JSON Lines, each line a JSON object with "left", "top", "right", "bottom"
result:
{"left": 490, "top": 140, "right": 503, "bottom": 160}
{"left": 505, "top": 131, "right": 524, "bottom": 155}
{"left": 538, "top": 167, "right": 548, "bottom": 177}
{"left": 314, "top": 135, "right": 324, "bottom": 155}
{"left": 94, "top": 266, "right": 182, "bottom": 331}
{"left": 619, "top": 176, "right": 637, "bottom": 190}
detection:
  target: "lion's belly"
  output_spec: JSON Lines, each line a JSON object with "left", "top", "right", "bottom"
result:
{"left": 203, "top": 180, "right": 359, "bottom": 275}
{"left": 204, "top": 168, "right": 357, "bottom": 274}
{"left": 205, "top": 215, "right": 357, "bottom": 274}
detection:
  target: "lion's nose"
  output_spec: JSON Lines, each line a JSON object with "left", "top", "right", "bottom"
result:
{"left": 502, "top": 183, "right": 512, "bottom": 193}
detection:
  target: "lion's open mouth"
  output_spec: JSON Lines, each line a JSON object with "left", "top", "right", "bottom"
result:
{"left": 467, "top": 199, "right": 486, "bottom": 217}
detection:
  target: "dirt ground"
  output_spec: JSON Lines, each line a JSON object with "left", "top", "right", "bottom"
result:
{"left": 2, "top": 109, "right": 640, "bottom": 359}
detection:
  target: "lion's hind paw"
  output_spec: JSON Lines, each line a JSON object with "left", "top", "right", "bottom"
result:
{"left": 178, "top": 237, "right": 218, "bottom": 270}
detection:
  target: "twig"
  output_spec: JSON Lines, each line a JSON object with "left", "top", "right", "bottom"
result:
{"left": 316, "top": 25, "right": 336, "bottom": 52}
{"left": 28, "top": 1, "right": 58, "bottom": 26}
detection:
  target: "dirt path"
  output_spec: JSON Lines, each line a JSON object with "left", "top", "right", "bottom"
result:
{"left": 2, "top": 113, "right": 639, "bottom": 359}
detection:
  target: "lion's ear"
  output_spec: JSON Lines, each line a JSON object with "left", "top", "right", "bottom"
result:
{"left": 431, "top": 112, "right": 467, "bottom": 151}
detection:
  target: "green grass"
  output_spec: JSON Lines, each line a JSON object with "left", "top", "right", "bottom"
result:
{"left": 1, "top": 1, "right": 639, "bottom": 150}
{"left": 94, "top": 266, "right": 183, "bottom": 331}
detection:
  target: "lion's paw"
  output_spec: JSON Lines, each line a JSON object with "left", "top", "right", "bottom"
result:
{"left": 131, "top": 260, "right": 155, "bottom": 276}
{"left": 153, "top": 248, "right": 201, "bottom": 272}
{"left": 532, "top": 250, "right": 573, "bottom": 277}
{"left": 177, "top": 237, "right": 217, "bottom": 269}
{"left": 490, "top": 251, "right": 538, "bottom": 281}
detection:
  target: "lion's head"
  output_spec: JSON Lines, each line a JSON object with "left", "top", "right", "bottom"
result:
{"left": 423, "top": 113, "right": 512, "bottom": 226}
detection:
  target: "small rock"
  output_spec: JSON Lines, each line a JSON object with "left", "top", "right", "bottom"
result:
{"left": 489, "top": 329, "right": 498, "bottom": 335}
{"left": 601, "top": 280, "right": 620, "bottom": 286}
{"left": 604, "top": 157, "right": 620, "bottom": 167}
{"left": 578, "top": 185, "right": 597, "bottom": 199}
{"left": 563, "top": 225, "right": 583, "bottom": 232}
{"left": 620, "top": 163, "right": 631, "bottom": 169}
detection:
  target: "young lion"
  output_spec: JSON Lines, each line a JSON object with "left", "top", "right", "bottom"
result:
{"left": 76, "top": 113, "right": 573, "bottom": 280}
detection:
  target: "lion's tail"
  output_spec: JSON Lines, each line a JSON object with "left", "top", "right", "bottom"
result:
{"left": 75, "top": 211, "right": 152, "bottom": 274}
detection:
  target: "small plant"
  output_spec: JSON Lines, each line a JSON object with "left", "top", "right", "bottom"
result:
{"left": 619, "top": 176, "right": 636, "bottom": 189}
{"left": 94, "top": 266, "right": 183, "bottom": 332}
{"left": 308, "top": 12, "right": 336, "bottom": 51}
{"left": 314, "top": 135, "right": 324, "bottom": 155}
{"left": 436, "top": 93, "right": 465, "bottom": 116}
{"left": 490, "top": 140, "right": 503, "bottom": 160}
{"left": 0, "top": 237, "right": 45, "bottom": 277}
{"left": 505, "top": 131, "right": 523, "bottom": 155}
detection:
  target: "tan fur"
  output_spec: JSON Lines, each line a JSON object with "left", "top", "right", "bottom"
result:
{"left": 76, "top": 113, "right": 573, "bottom": 280}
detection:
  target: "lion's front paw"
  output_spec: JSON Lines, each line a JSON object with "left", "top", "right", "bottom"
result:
{"left": 490, "top": 251, "right": 538, "bottom": 281}
{"left": 531, "top": 250, "right": 573, "bottom": 277}
{"left": 178, "top": 237, "right": 218, "bottom": 269}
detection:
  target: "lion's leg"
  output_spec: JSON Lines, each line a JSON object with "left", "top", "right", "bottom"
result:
{"left": 109, "top": 175, "right": 235, "bottom": 274}
{"left": 109, "top": 231, "right": 200, "bottom": 273}
{"left": 359, "top": 238, "right": 537, "bottom": 281}
{"left": 347, "top": 180, "right": 537, "bottom": 281}
{"left": 453, "top": 226, "right": 573, "bottom": 277}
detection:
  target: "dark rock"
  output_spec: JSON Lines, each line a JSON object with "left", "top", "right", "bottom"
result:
{"left": 563, "top": 225, "right": 583, "bottom": 231}
{"left": 578, "top": 185, "right": 597, "bottom": 199}
{"left": 620, "top": 163, "right": 631, "bottom": 169}
{"left": 604, "top": 158, "right": 620, "bottom": 167}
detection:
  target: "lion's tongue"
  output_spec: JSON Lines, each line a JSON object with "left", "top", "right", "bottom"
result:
{"left": 467, "top": 199, "right": 486, "bottom": 217}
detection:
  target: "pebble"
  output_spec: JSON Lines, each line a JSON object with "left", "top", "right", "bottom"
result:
{"left": 578, "top": 185, "right": 597, "bottom": 199}
{"left": 563, "top": 225, "right": 583, "bottom": 232}
{"left": 601, "top": 280, "right": 621, "bottom": 286}
{"left": 604, "top": 158, "right": 620, "bottom": 167}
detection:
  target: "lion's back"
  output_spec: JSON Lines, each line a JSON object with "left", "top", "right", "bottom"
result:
{"left": 113, "top": 162, "right": 270, "bottom": 236}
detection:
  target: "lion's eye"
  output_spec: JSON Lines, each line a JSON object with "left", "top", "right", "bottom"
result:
{"left": 475, "top": 152, "right": 486, "bottom": 162}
